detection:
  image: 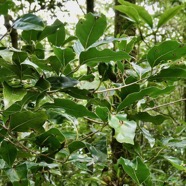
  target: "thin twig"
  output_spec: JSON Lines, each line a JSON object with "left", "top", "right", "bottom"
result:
{"left": 144, "top": 98, "right": 186, "bottom": 112}
{"left": 75, "top": 0, "right": 86, "bottom": 15}
{"left": 95, "top": 78, "right": 147, "bottom": 93}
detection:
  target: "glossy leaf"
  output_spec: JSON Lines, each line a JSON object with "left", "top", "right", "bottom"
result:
{"left": 157, "top": 5, "right": 182, "bottom": 28}
{"left": 10, "top": 111, "right": 47, "bottom": 132}
{"left": 108, "top": 114, "right": 136, "bottom": 144}
{"left": 43, "top": 99, "right": 97, "bottom": 118}
{"left": 115, "top": 5, "right": 139, "bottom": 23}
{"left": 118, "top": 157, "right": 151, "bottom": 184}
{"left": 118, "top": 0, "right": 153, "bottom": 28}
{"left": 147, "top": 40, "right": 186, "bottom": 67}
{"left": 80, "top": 47, "right": 130, "bottom": 65}
{"left": 3, "top": 82, "right": 27, "bottom": 109}
{"left": 117, "top": 86, "right": 175, "bottom": 111}
{"left": 68, "top": 141, "right": 86, "bottom": 154}
{"left": 0, "top": 141, "right": 17, "bottom": 166}
{"left": 13, "top": 14, "right": 44, "bottom": 30}
{"left": 76, "top": 13, "right": 107, "bottom": 48}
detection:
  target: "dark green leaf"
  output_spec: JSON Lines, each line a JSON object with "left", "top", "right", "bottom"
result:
{"left": 43, "top": 99, "right": 97, "bottom": 118}
{"left": 0, "top": 141, "right": 17, "bottom": 166}
{"left": 21, "top": 30, "right": 40, "bottom": 43}
{"left": 95, "top": 106, "right": 109, "bottom": 122}
{"left": 149, "top": 67, "right": 186, "bottom": 81}
{"left": 38, "top": 19, "right": 64, "bottom": 41}
{"left": 80, "top": 47, "right": 130, "bottom": 65}
{"left": 12, "top": 50, "right": 27, "bottom": 65}
{"left": 47, "top": 76, "right": 78, "bottom": 89}
{"left": 130, "top": 112, "right": 167, "bottom": 125}
{"left": 76, "top": 13, "right": 107, "bottom": 49}
{"left": 10, "top": 111, "right": 47, "bottom": 132}
{"left": 53, "top": 47, "right": 75, "bottom": 69}
{"left": 13, "top": 14, "right": 44, "bottom": 30}
{"left": 68, "top": 141, "right": 85, "bottom": 154}
{"left": 117, "top": 86, "right": 175, "bottom": 111}
{"left": 3, "top": 82, "right": 27, "bottom": 109}
{"left": 48, "top": 25, "right": 65, "bottom": 46}
{"left": 158, "top": 5, "right": 182, "bottom": 28}
{"left": 35, "top": 77, "right": 50, "bottom": 91}
{"left": 147, "top": 40, "right": 186, "bottom": 67}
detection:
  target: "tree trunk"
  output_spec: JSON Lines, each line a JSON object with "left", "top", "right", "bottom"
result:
{"left": 86, "top": 0, "right": 94, "bottom": 13}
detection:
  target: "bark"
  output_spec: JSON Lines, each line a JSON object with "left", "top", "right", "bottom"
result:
{"left": 86, "top": 0, "right": 94, "bottom": 13}
{"left": 4, "top": 15, "right": 18, "bottom": 49}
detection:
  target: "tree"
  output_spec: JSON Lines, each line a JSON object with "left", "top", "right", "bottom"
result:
{"left": 0, "top": 0, "right": 186, "bottom": 185}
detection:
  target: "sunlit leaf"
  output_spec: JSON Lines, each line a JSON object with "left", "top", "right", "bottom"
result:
{"left": 3, "top": 82, "right": 27, "bottom": 109}
{"left": 76, "top": 13, "right": 107, "bottom": 48}
{"left": 108, "top": 114, "right": 136, "bottom": 144}
{"left": 141, "top": 128, "right": 155, "bottom": 147}
{"left": 157, "top": 5, "right": 182, "bottom": 28}
{"left": 13, "top": 14, "right": 44, "bottom": 30}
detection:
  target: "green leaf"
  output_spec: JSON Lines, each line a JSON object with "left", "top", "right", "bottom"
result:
{"left": 118, "top": 0, "right": 153, "bottom": 28}
{"left": 3, "top": 82, "right": 27, "bottom": 109}
{"left": 76, "top": 13, "right": 107, "bottom": 49}
{"left": 118, "top": 157, "right": 150, "bottom": 184}
{"left": 157, "top": 5, "right": 182, "bottom": 28}
{"left": 21, "top": 30, "right": 40, "bottom": 43}
{"left": 108, "top": 114, "right": 137, "bottom": 144}
{"left": 149, "top": 67, "right": 186, "bottom": 81}
{"left": 48, "top": 25, "right": 65, "bottom": 46}
{"left": 115, "top": 5, "right": 140, "bottom": 23}
{"left": 130, "top": 112, "right": 167, "bottom": 125}
{"left": 80, "top": 47, "right": 130, "bottom": 65}
{"left": 117, "top": 86, "right": 175, "bottom": 111}
{"left": 95, "top": 106, "right": 109, "bottom": 122}
{"left": 36, "top": 128, "right": 65, "bottom": 151}
{"left": 35, "top": 77, "right": 50, "bottom": 91}
{"left": 147, "top": 40, "right": 186, "bottom": 67}
{"left": 164, "top": 156, "right": 186, "bottom": 171}
{"left": 53, "top": 47, "right": 75, "bottom": 69}
{"left": 12, "top": 50, "right": 28, "bottom": 65}
{"left": 10, "top": 111, "right": 47, "bottom": 132}
{"left": 47, "top": 76, "right": 78, "bottom": 89}
{"left": 141, "top": 128, "right": 155, "bottom": 147}
{"left": 13, "top": 14, "right": 44, "bottom": 31}
{"left": 43, "top": 99, "right": 97, "bottom": 118}
{"left": 38, "top": 19, "right": 64, "bottom": 41}
{"left": 0, "top": 1, "right": 14, "bottom": 15}
{"left": 0, "top": 141, "right": 17, "bottom": 166}
{"left": 68, "top": 141, "right": 85, "bottom": 154}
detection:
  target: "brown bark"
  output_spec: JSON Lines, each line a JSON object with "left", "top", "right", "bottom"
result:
{"left": 4, "top": 15, "right": 18, "bottom": 49}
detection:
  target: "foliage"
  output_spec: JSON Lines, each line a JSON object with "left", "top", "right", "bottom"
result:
{"left": 0, "top": 0, "right": 186, "bottom": 185}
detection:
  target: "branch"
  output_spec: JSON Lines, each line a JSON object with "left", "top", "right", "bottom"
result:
{"left": 144, "top": 98, "right": 186, "bottom": 112}
{"left": 95, "top": 78, "right": 147, "bottom": 93}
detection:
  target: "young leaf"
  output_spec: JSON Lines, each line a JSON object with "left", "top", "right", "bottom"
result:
{"left": 13, "top": 14, "right": 44, "bottom": 30}
{"left": 147, "top": 40, "right": 186, "bottom": 67}
{"left": 3, "top": 82, "right": 27, "bottom": 109}
{"left": 0, "top": 141, "right": 17, "bottom": 167}
{"left": 108, "top": 114, "right": 137, "bottom": 144}
{"left": 115, "top": 5, "right": 140, "bottom": 23}
{"left": 76, "top": 13, "right": 107, "bottom": 49}
{"left": 10, "top": 111, "right": 47, "bottom": 132}
{"left": 80, "top": 47, "right": 130, "bottom": 65}
{"left": 157, "top": 5, "right": 182, "bottom": 28}
{"left": 117, "top": 86, "right": 175, "bottom": 111}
